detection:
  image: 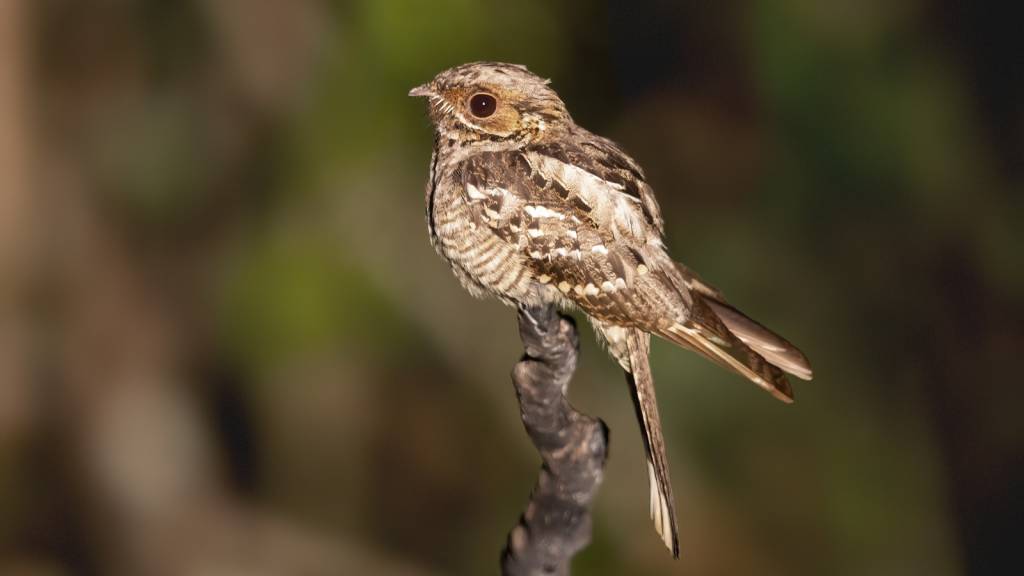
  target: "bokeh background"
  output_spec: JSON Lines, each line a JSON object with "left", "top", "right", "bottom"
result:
{"left": 1, "top": 0, "right": 1022, "bottom": 574}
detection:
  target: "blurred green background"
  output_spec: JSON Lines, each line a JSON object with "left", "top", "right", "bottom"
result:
{"left": 1, "top": 0, "right": 1022, "bottom": 574}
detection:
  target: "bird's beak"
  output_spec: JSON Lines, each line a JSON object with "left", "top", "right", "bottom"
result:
{"left": 408, "top": 84, "right": 434, "bottom": 97}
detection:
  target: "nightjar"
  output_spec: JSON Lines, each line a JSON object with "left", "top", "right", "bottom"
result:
{"left": 410, "top": 62, "right": 812, "bottom": 557}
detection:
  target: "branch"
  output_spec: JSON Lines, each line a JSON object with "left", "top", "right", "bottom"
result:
{"left": 501, "top": 305, "right": 608, "bottom": 576}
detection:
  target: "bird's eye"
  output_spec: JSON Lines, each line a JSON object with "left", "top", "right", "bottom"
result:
{"left": 469, "top": 93, "right": 497, "bottom": 118}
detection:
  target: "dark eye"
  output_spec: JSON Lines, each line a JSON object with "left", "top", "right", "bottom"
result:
{"left": 469, "top": 93, "right": 497, "bottom": 118}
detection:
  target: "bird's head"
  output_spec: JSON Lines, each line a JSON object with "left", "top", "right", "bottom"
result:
{"left": 409, "top": 62, "right": 568, "bottom": 143}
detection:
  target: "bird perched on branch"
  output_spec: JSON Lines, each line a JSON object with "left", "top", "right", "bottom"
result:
{"left": 410, "top": 62, "right": 812, "bottom": 557}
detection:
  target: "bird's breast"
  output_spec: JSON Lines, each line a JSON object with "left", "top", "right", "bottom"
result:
{"left": 428, "top": 176, "right": 538, "bottom": 304}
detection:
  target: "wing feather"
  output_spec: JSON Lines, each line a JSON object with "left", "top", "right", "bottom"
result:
{"left": 655, "top": 297, "right": 795, "bottom": 402}
{"left": 462, "top": 150, "right": 808, "bottom": 400}
{"left": 672, "top": 261, "right": 812, "bottom": 381}
{"left": 461, "top": 149, "right": 679, "bottom": 326}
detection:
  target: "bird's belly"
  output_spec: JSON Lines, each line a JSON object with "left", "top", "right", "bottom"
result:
{"left": 431, "top": 196, "right": 538, "bottom": 304}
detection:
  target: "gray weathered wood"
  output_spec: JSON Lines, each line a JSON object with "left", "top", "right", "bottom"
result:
{"left": 501, "top": 305, "right": 608, "bottom": 576}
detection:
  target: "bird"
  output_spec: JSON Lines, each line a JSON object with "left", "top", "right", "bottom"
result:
{"left": 409, "top": 62, "right": 812, "bottom": 557}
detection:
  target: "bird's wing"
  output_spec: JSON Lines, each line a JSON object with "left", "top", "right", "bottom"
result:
{"left": 461, "top": 150, "right": 806, "bottom": 402}
{"left": 533, "top": 135, "right": 665, "bottom": 235}
{"left": 460, "top": 149, "right": 686, "bottom": 327}
{"left": 672, "top": 261, "right": 813, "bottom": 381}
{"left": 653, "top": 295, "right": 796, "bottom": 402}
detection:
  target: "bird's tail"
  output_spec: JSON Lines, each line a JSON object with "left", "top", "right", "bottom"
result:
{"left": 626, "top": 328, "right": 680, "bottom": 557}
